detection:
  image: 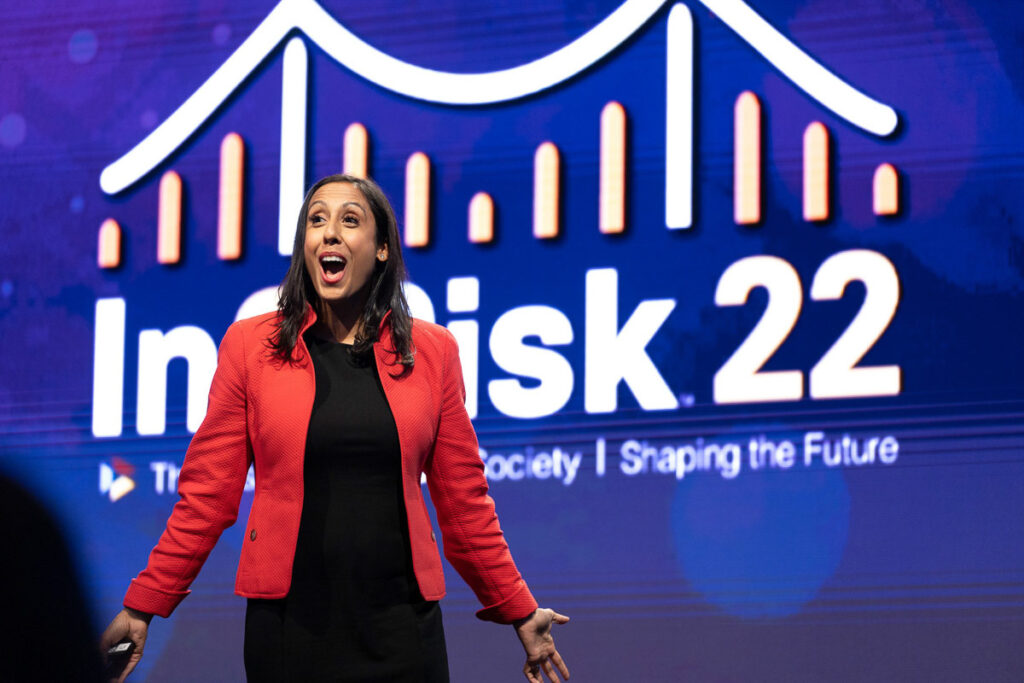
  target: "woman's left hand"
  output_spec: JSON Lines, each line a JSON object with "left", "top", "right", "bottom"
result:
{"left": 513, "top": 607, "right": 571, "bottom": 682}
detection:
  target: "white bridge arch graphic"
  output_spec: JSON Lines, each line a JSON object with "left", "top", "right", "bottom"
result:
{"left": 100, "top": 0, "right": 899, "bottom": 254}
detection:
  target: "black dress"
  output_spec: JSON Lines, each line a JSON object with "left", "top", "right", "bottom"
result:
{"left": 244, "top": 335, "right": 450, "bottom": 682}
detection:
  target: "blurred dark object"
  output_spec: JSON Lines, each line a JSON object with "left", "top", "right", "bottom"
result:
{"left": 0, "top": 470, "right": 104, "bottom": 682}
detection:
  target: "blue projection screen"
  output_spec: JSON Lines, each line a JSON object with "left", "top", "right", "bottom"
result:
{"left": 2, "top": 0, "right": 1023, "bottom": 680}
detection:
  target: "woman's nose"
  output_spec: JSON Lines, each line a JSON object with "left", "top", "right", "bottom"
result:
{"left": 322, "top": 216, "right": 342, "bottom": 242}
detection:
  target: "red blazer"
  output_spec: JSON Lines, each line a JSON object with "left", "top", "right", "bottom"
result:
{"left": 124, "top": 308, "right": 537, "bottom": 624}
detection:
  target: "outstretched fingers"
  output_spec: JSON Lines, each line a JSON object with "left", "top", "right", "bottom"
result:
{"left": 550, "top": 650, "right": 570, "bottom": 680}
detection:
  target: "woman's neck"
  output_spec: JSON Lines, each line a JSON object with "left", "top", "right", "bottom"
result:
{"left": 314, "top": 299, "right": 364, "bottom": 343}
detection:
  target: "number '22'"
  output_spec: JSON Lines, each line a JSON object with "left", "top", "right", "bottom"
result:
{"left": 714, "top": 249, "right": 900, "bottom": 404}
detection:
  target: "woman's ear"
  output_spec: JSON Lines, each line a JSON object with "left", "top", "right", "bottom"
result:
{"left": 377, "top": 243, "right": 389, "bottom": 262}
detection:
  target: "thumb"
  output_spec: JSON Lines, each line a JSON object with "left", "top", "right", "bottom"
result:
{"left": 549, "top": 610, "right": 570, "bottom": 625}
{"left": 100, "top": 617, "right": 128, "bottom": 651}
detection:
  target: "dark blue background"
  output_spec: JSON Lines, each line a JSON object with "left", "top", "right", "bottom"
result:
{"left": 2, "top": 0, "right": 1023, "bottom": 679}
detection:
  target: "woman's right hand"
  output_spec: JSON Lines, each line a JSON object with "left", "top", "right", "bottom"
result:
{"left": 99, "top": 608, "right": 152, "bottom": 682}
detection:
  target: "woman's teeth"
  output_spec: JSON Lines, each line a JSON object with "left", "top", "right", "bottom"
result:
{"left": 321, "top": 255, "right": 345, "bottom": 275}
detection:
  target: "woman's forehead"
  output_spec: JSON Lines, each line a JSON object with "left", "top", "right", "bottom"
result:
{"left": 310, "top": 182, "right": 369, "bottom": 208}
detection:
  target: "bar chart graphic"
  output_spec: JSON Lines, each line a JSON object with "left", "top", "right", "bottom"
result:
{"left": 96, "top": 0, "right": 902, "bottom": 268}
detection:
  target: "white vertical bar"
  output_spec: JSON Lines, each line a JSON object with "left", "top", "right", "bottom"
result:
{"left": 279, "top": 37, "right": 308, "bottom": 256}
{"left": 734, "top": 91, "right": 761, "bottom": 225}
{"left": 92, "top": 298, "right": 126, "bottom": 437}
{"left": 404, "top": 152, "right": 431, "bottom": 247}
{"left": 533, "top": 142, "right": 560, "bottom": 239}
{"left": 665, "top": 3, "right": 693, "bottom": 229}
{"left": 600, "top": 101, "right": 626, "bottom": 234}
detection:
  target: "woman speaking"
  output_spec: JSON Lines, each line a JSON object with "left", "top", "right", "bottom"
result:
{"left": 101, "top": 174, "right": 570, "bottom": 682}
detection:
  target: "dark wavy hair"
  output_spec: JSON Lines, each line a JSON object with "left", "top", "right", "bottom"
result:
{"left": 271, "top": 173, "right": 414, "bottom": 366}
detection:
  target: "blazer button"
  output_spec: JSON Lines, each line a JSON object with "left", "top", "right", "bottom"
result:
{"left": 250, "top": 529, "right": 257, "bottom": 541}
{"left": 430, "top": 531, "right": 436, "bottom": 542}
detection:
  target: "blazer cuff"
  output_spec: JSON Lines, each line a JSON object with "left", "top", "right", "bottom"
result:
{"left": 474, "top": 581, "right": 538, "bottom": 624}
{"left": 124, "top": 579, "right": 190, "bottom": 619}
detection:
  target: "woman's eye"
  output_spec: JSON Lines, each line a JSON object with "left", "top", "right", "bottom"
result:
{"left": 343, "top": 215, "right": 359, "bottom": 225}
{"left": 309, "top": 215, "right": 325, "bottom": 225}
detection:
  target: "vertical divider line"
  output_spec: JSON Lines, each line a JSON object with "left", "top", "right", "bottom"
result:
{"left": 666, "top": 3, "right": 693, "bottom": 229}
{"left": 218, "top": 132, "right": 244, "bottom": 260}
{"left": 279, "top": 37, "right": 308, "bottom": 256}
{"left": 158, "top": 171, "right": 182, "bottom": 264}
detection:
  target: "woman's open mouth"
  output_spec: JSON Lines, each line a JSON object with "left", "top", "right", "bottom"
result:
{"left": 319, "top": 253, "right": 347, "bottom": 284}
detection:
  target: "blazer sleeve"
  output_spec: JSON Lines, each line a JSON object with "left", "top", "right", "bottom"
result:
{"left": 123, "top": 321, "right": 252, "bottom": 618}
{"left": 424, "top": 329, "right": 538, "bottom": 624}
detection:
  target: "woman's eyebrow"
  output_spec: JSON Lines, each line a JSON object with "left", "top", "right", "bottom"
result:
{"left": 307, "top": 200, "right": 365, "bottom": 215}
